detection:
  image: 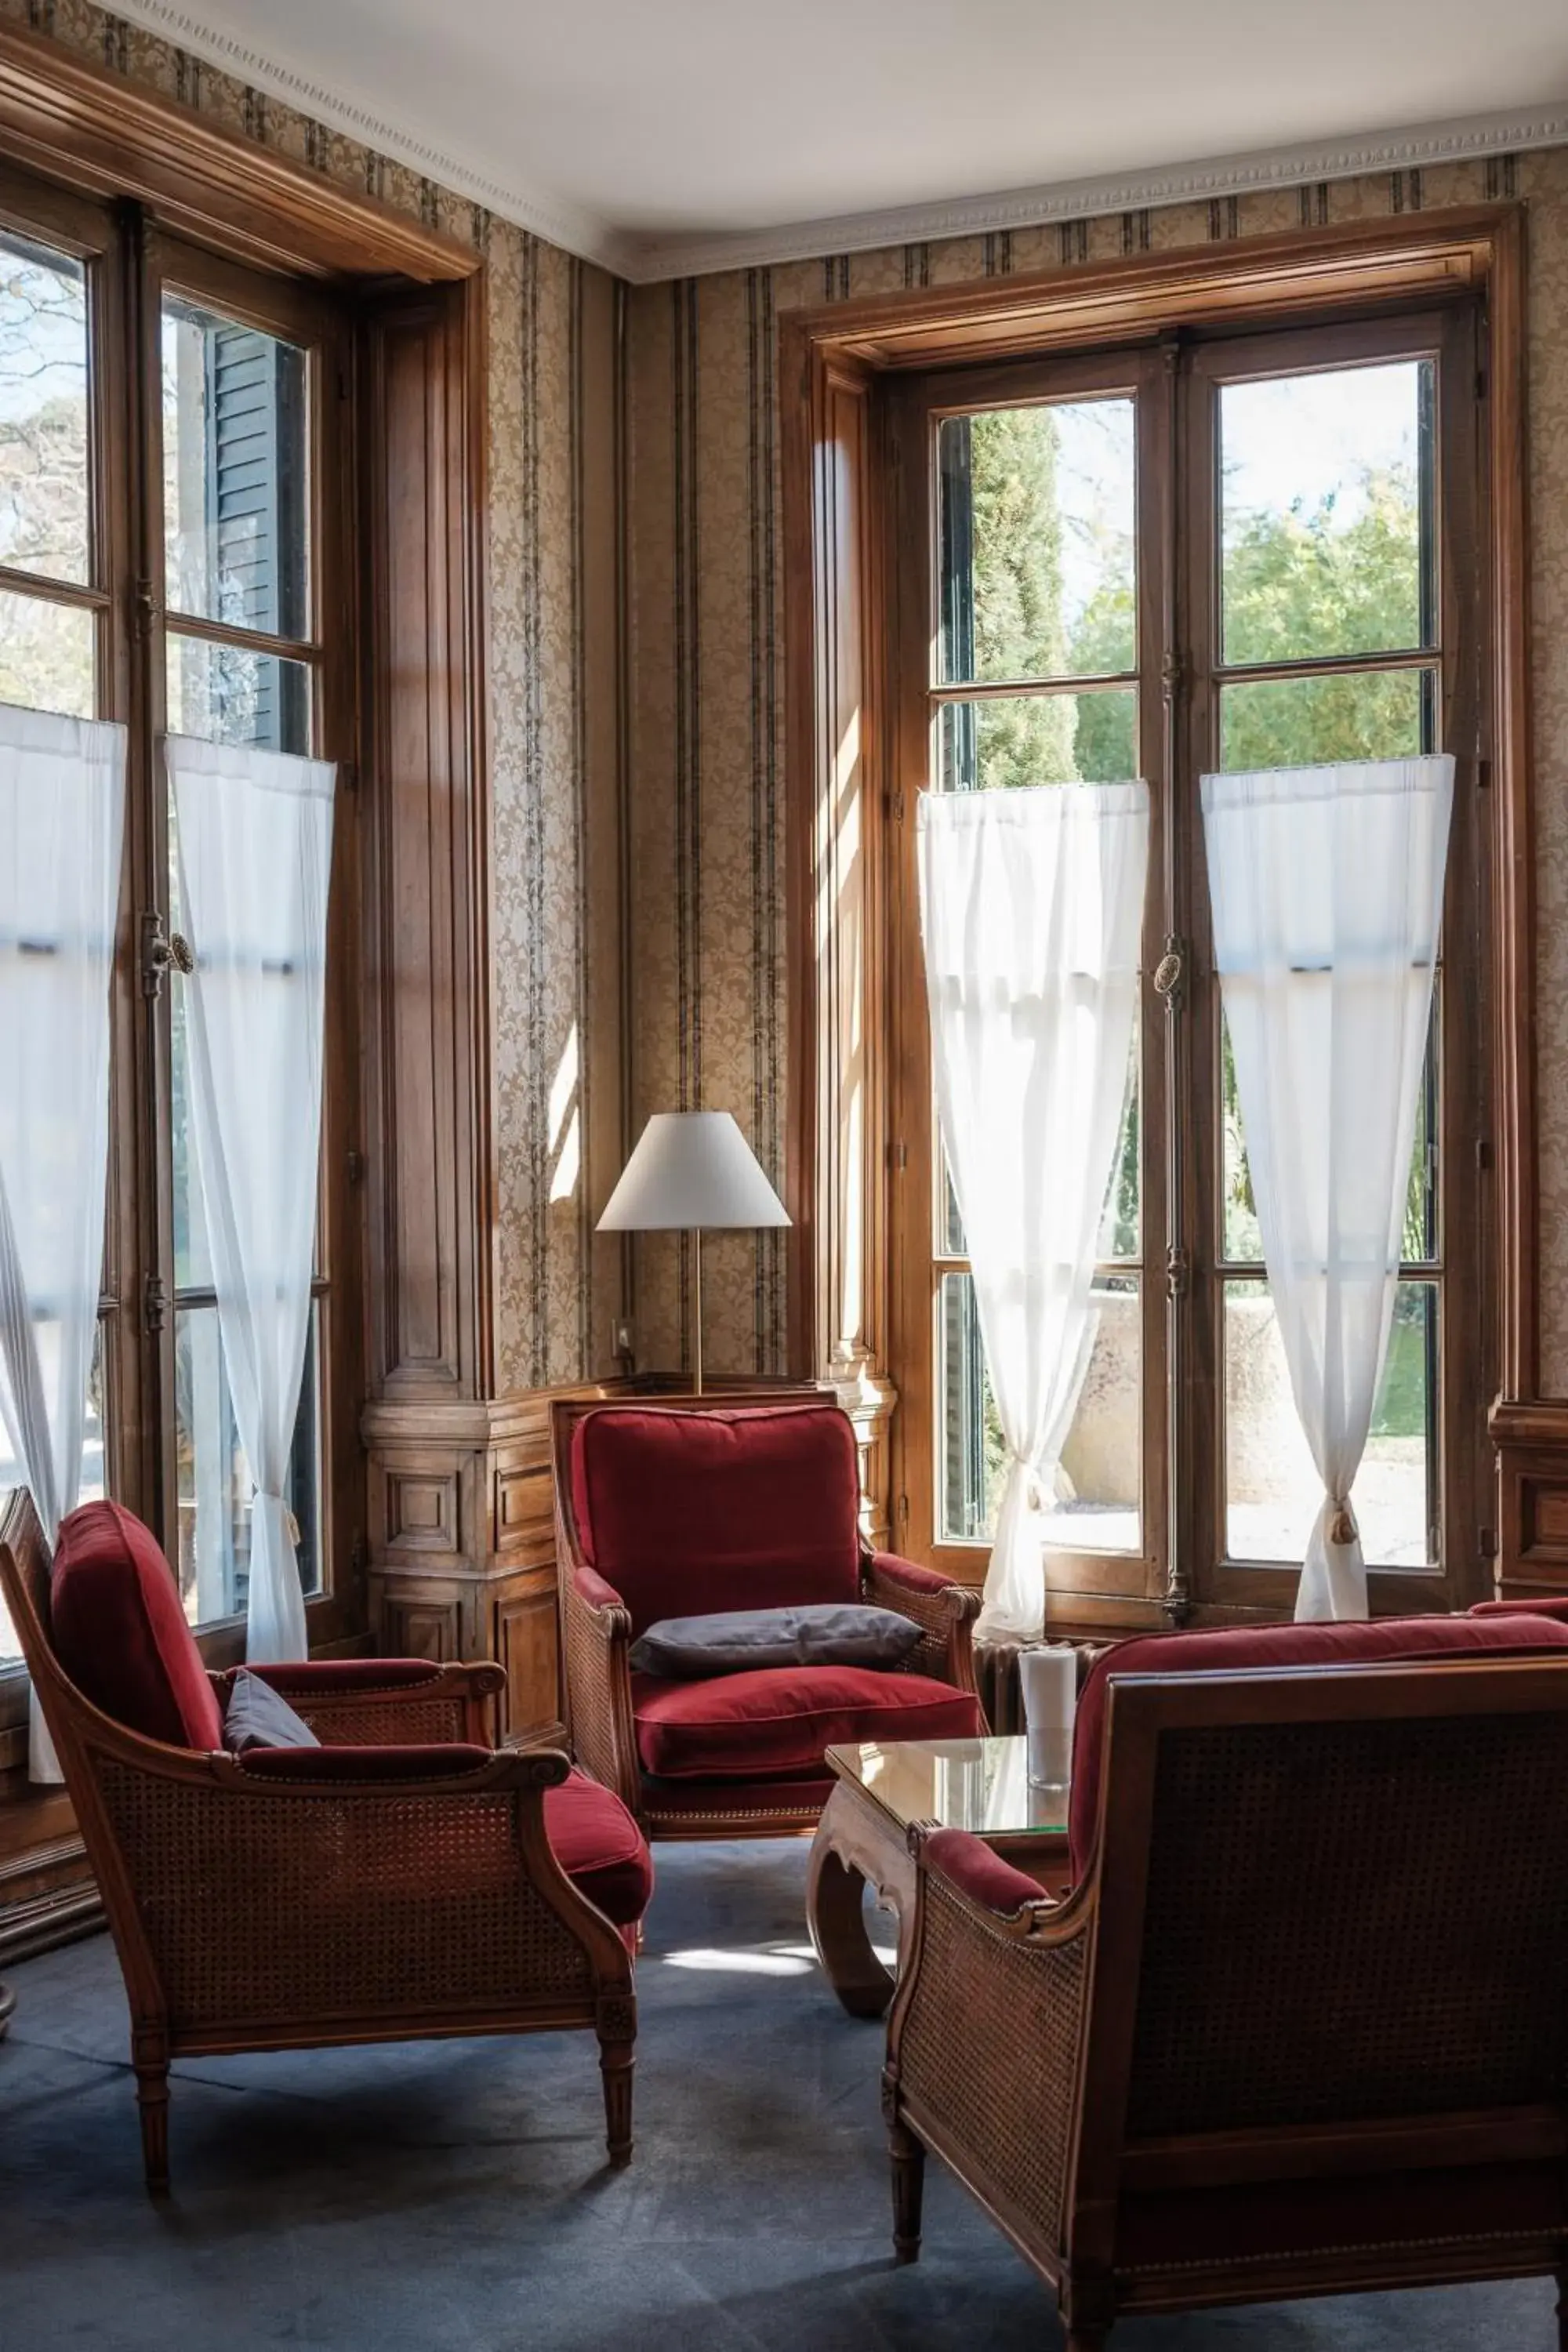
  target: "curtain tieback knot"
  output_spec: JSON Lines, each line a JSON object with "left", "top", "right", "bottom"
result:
{"left": 1328, "top": 1500, "right": 1359, "bottom": 1548}
{"left": 258, "top": 1491, "right": 302, "bottom": 1550}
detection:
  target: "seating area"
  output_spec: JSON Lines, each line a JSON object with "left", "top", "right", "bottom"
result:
{"left": 556, "top": 1398, "right": 984, "bottom": 1834}
{"left": 0, "top": 1491, "right": 651, "bottom": 2190}
{"left": 11, "top": 1445, "right": 1568, "bottom": 2343}
{"left": 3, "top": 2, "right": 1568, "bottom": 2346}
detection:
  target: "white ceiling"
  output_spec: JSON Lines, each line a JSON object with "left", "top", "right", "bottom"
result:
{"left": 117, "top": 0, "right": 1568, "bottom": 278}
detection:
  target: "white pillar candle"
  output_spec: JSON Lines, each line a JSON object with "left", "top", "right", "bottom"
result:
{"left": 1018, "top": 1643, "right": 1076, "bottom": 1791}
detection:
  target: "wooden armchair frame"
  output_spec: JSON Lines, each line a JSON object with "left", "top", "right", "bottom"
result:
{"left": 0, "top": 1490, "right": 640, "bottom": 2194}
{"left": 551, "top": 1392, "right": 982, "bottom": 1838}
{"left": 885, "top": 1653, "right": 1568, "bottom": 2347}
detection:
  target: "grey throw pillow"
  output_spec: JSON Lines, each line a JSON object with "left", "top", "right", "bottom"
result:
{"left": 222, "top": 1669, "right": 321, "bottom": 1754}
{"left": 629, "top": 1603, "right": 925, "bottom": 1679}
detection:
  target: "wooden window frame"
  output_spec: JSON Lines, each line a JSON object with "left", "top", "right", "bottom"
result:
{"left": 0, "top": 20, "right": 486, "bottom": 1773}
{"left": 1177, "top": 307, "right": 1486, "bottom": 1620}
{"left": 782, "top": 205, "right": 1532, "bottom": 1627}
{"left": 150, "top": 233, "right": 358, "bottom": 1647}
{"left": 886, "top": 344, "right": 1170, "bottom": 1610}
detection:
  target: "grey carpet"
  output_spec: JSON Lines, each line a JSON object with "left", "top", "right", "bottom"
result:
{"left": 0, "top": 1838, "right": 1555, "bottom": 2350}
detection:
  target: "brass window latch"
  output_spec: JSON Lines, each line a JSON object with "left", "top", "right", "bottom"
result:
{"left": 1152, "top": 939, "right": 1186, "bottom": 1004}
{"left": 140, "top": 910, "right": 194, "bottom": 999}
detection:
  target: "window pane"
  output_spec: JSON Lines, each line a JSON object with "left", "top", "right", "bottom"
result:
{"left": 1221, "top": 1018, "right": 1262, "bottom": 1265}
{"left": 937, "top": 688, "right": 1136, "bottom": 790}
{"left": 0, "top": 233, "right": 89, "bottom": 586}
{"left": 939, "top": 1269, "right": 1141, "bottom": 1553}
{"left": 162, "top": 296, "right": 309, "bottom": 637}
{"left": 1224, "top": 1276, "right": 1436, "bottom": 1567}
{"left": 941, "top": 1150, "right": 965, "bottom": 1259}
{"left": 0, "top": 1325, "right": 104, "bottom": 1661}
{"left": 1220, "top": 360, "right": 1432, "bottom": 664}
{"left": 938, "top": 397, "right": 1135, "bottom": 685}
{"left": 1218, "top": 665, "right": 1428, "bottom": 771}
{"left": 167, "top": 630, "right": 311, "bottom": 753}
{"left": 0, "top": 587, "right": 93, "bottom": 717}
{"left": 168, "top": 845, "right": 321, "bottom": 1294}
{"left": 174, "top": 1301, "right": 322, "bottom": 1626}
{"left": 170, "top": 942, "right": 209, "bottom": 1292}
{"left": 1223, "top": 1008, "right": 1437, "bottom": 1269}
{"left": 1100, "top": 1047, "right": 1140, "bottom": 1261}
{"left": 1405, "top": 1016, "right": 1438, "bottom": 1265}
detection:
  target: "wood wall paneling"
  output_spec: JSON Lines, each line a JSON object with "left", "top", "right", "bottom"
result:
{"left": 361, "top": 278, "right": 492, "bottom": 1403}
{"left": 1491, "top": 1403, "right": 1568, "bottom": 1602}
{"left": 363, "top": 1389, "right": 613, "bottom": 1745}
{"left": 781, "top": 328, "right": 897, "bottom": 1526}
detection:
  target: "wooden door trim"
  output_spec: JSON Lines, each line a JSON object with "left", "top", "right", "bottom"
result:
{"left": 0, "top": 20, "right": 477, "bottom": 287}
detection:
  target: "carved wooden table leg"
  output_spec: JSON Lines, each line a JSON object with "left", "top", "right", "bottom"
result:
{"left": 0, "top": 1978, "right": 13, "bottom": 2039}
{"left": 806, "top": 1778, "right": 916, "bottom": 2018}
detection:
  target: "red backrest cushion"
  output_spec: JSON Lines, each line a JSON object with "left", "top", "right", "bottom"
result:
{"left": 1472, "top": 1598, "right": 1568, "bottom": 1623}
{"left": 51, "top": 1500, "right": 223, "bottom": 1751}
{"left": 569, "top": 1403, "right": 862, "bottom": 1635}
{"left": 1069, "top": 1612, "right": 1568, "bottom": 1880}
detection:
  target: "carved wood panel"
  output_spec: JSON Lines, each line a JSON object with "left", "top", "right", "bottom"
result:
{"left": 494, "top": 1579, "right": 563, "bottom": 1746}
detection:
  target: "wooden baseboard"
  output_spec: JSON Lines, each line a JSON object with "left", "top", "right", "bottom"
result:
{"left": 0, "top": 1874, "right": 102, "bottom": 1965}
{"left": 0, "top": 1775, "right": 100, "bottom": 1964}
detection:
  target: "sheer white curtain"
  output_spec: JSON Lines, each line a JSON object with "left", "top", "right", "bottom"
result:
{"left": 167, "top": 736, "right": 335, "bottom": 1664}
{"left": 919, "top": 784, "right": 1149, "bottom": 1641}
{"left": 1202, "top": 755, "right": 1454, "bottom": 1621}
{"left": 0, "top": 707, "right": 126, "bottom": 1779}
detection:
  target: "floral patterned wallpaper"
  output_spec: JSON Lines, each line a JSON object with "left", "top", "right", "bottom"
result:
{"left": 13, "top": 3, "right": 1568, "bottom": 1400}
{"left": 626, "top": 147, "right": 1568, "bottom": 1392}
{"left": 1, "top": 0, "right": 626, "bottom": 1396}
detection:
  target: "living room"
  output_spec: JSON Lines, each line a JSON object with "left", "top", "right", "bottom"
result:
{"left": 2, "top": 1, "right": 1568, "bottom": 2344}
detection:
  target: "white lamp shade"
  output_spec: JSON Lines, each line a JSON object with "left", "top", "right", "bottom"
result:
{"left": 597, "top": 1111, "right": 790, "bottom": 1232}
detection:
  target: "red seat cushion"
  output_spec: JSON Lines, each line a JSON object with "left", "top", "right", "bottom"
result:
{"left": 632, "top": 1663, "right": 985, "bottom": 1779}
{"left": 1069, "top": 1612, "right": 1568, "bottom": 1879}
{"left": 543, "top": 1768, "right": 654, "bottom": 1926}
{"left": 570, "top": 1403, "right": 862, "bottom": 1635}
{"left": 51, "top": 1500, "right": 223, "bottom": 1751}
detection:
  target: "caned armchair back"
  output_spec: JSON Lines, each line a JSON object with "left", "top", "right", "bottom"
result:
{"left": 1077, "top": 1658, "right": 1568, "bottom": 2187}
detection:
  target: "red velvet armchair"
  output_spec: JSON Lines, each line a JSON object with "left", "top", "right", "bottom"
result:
{"left": 551, "top": 1395, "right": 985, "bottom": 1839}
{"left": 884, "top": 1610, "right": 1568, "bottom": 2348}
{"left": 0, "top": 1488, "right": 652, "bottom": 2194}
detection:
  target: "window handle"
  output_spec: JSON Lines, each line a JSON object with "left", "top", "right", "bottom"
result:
{"left": 1153, "top": 942, "right": 1185, "bottom": 1001}
{"left": 140, "top": 910, "right": 194, "bottom": 998}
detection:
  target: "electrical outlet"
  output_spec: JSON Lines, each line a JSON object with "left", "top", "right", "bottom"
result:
{"left": 611, "top": 1316, "right": 635, "bottom": 1362}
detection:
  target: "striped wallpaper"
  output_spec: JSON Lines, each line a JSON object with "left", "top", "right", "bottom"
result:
{"left": 625, "top": 143, "right": 1568, "bottom": 1391}
{"left": 12, "top": 2, "right": 1568, "bottom": 1397}
{"left": 2, "top": 0, "right": 627, "bottom": 1397}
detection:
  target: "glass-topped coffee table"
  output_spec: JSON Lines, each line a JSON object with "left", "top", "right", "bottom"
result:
{"left": 806, "top": 1737, "right": 1069, "bottom": 2017}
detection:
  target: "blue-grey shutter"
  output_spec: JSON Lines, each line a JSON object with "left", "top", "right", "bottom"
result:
{"left": 203, "top": 325, "right": 307, "bottom": 750}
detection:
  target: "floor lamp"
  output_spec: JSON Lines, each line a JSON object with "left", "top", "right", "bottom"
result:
{"left": 597, "top": 1111, "right": 790, "bottom": 1393}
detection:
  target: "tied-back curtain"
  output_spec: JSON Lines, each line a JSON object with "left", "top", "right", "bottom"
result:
{"left": 0, "top": 706, "right": 126, "bottom": 1780}
{"left": 1202, "top": 755, "right": 1454, "bottom": 1622}
{"left": 919, "top": 783, "right": 1149, "bottom": 1642}
{"left": 166, "top": 736, "right": 335, "bottom": 1664}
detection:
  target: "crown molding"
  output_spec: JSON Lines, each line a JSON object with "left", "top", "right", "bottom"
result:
{"left": 102, "top": 0, "right": 638, "bottom": 274}
{"left": 95, "top": 7, "right": 1568, "bottom": 285}
{"left": 630, "top": 102, "right": 1568, "bottom": 281}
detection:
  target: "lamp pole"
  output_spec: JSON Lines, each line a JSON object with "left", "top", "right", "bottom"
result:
{"left": 691, "top": 1226, "right": 703, "bottom": 1394}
